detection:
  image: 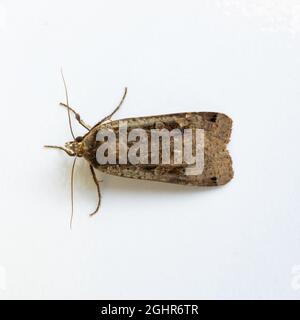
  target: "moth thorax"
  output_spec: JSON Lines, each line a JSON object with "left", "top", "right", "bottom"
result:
{"left": 65, "top": 140, "right": 83, "bottom": 156}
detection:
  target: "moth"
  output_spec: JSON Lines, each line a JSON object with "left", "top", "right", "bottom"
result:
{"left": 46, "top": 74, "right": 233, "bottom": 226}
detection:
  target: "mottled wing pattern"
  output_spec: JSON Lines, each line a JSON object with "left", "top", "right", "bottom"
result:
{"left": 82, "top": 112, "right": 233, "bottom": 186}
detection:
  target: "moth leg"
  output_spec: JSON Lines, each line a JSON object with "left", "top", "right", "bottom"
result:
{"left": 89, "top": 165, "right": 101, "bottom": 217}
{"left": 59, "top": 102, "right": 91, "bottom": 130}
{"left": 93, "top": 87, "right": 127, "bottom": 127}
{"left": 44, "top": 145, "right": 75, "bottom": 156}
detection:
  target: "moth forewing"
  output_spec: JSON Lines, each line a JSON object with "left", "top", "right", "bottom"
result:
{"left": 82, "top": 112, "right": 233, "bottom": 186}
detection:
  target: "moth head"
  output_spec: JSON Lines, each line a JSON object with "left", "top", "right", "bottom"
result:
{"left": 65, "top": 136, "right": 84, "bottom": 157}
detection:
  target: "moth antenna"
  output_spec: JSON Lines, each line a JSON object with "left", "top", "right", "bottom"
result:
{"left": 60, "top": 68, "right": 76, "bottom": 140}
{"left": 70, "top": 156, "right": 78, "bottom": 229}
{"left": 44, "top": 145, "right": 75, "bottom": 157}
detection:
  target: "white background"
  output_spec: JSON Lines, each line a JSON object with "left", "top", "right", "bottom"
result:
{"left": 0, "top": 0, "right": 300, "bottom": 299}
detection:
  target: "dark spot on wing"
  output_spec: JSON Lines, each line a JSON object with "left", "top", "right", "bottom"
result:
{"left": 209, "top": 114, "right": 218, "bottom": 123}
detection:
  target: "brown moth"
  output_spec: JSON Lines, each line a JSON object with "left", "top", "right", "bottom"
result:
{"left": 46, "top": 75, "right": 233, "bottom": 226}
